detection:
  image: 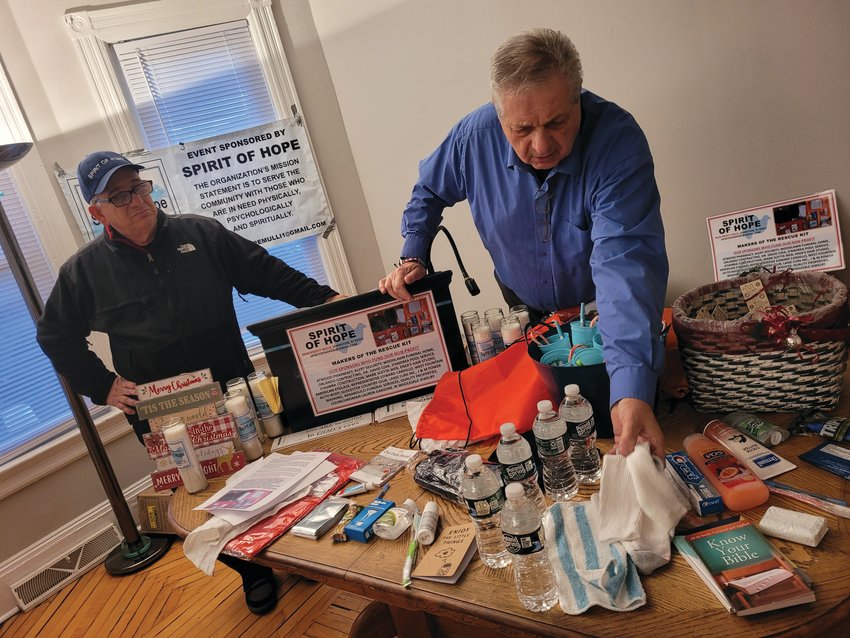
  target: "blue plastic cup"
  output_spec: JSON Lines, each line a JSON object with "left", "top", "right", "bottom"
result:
{"left": 570, "top": 346, "right": 604, "bottom": 366}
{"left": 592, "top": 332, "right": 603, "bottom": 350}
{"left": 538, "top": 333, "right": 572, "bottom": 355}
{"left": 540, "top": 350, "right": 570, "bottom": 367}
{"left": 570, "top": 321, "right": 597, "bottom": 347}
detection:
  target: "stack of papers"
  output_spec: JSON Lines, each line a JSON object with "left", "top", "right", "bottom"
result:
{"left": 195, "top": 451, "right": 336, "bottom": 526}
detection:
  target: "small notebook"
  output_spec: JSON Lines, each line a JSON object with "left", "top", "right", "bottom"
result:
{"left": 411, "top": 522, "right": 477, "bottom": 584}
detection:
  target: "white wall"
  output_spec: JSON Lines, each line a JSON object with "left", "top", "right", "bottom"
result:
{"left": 309, "top": 0, "right": 850, "bottom": 310}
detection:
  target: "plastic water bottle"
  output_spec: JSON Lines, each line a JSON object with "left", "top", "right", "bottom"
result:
{"left": 532, "top": 400, "right": 578, "bottom": 501}
{"left": 496, "top": 422, "right": 546, "bottom": 514}
{"left": 559, "top": 384, "right": 602, "bottom": 484}
{"left": 501, "top": 483, "right": 559, "bottom": 612}
{"left": 461, "top": 454, "right": 511, "bottom": 569}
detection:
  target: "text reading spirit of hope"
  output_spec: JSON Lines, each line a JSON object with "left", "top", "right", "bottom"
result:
{"left": 168, "top": 120, "right": 333, "bottom": 247}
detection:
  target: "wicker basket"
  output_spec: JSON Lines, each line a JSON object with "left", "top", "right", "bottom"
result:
{"left": 672, "top": 271, "right": 849, "bottom": 412}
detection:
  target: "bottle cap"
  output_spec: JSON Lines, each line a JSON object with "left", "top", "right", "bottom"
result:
{"left": 537, "top": 399, "right": 553, "bottom": 412}
{"left": 465, "top": 454, "right": 483, "bottom": 470}
{"left": 499, "top": 422, "right": 517, "bottom": 437}
{"left": 564, "top": 384, "right": 580, "bottom": 396}
{"left": 505, "top": 483, "right": 524, "bottom": 500}
{"left": 682, "top": 433, "right": 705, "bottom": 450}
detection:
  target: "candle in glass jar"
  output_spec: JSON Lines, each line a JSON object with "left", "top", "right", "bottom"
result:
{"left": 226, "top": 377, "right": 265, "bottom": 442}
{"left": 162, "top": 417, "right": 208, "bottom": 493}
{"left": 500, "top": 316, "right": 523, "bottom": 346}
{"left": 247, "top": 371, "right": 273, "bottom": 418}
{"left": 472, "top": 319, "right": 496, "bottom": 362}
{"left": 224, "top": 391, "right": 263, "bottom": 461}
{"left": 509, "top": 304, "right": 531, "bottom": 332}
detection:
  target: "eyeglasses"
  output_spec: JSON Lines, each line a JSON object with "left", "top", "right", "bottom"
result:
{"left": 93, "top": 180, "right": 154, "bottom": 207}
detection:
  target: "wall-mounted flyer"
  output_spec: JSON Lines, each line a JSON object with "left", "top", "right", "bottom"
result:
{"left": 706, "top": 190, "right": 843, "bottom": 282}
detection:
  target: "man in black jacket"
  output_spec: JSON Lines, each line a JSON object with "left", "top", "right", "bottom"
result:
{"left": 37, "top": 151, "right": 341, "bottom": 614}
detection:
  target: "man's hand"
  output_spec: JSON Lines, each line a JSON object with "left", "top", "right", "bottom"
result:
{"left": 378, "top": 261, "right": 426, "bottom": 301}
{"left": 107, "top": 375, "right": 138, "bottom": 415}
{"left": 610, "top": 397, "right": 665, "bottom": 459}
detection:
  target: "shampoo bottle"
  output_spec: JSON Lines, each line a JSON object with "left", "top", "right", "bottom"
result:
{"left": 683, "top": 433, "right": 769, "bottom": 511}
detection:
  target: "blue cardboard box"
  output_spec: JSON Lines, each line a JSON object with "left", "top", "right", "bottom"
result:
{"left": 343, "top": 498, "right": 395, "bottom": 542}
{"left": 665, "top": 451, "right": 724, "bottom": 515}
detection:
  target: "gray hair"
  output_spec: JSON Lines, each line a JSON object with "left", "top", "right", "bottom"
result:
{"left": 490, "top": 28, "right": 583, "bottom": 114}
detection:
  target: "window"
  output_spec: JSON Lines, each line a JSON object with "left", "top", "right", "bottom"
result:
{"left": 0, "top": 171, "right": 75, "bottom": 460}
{"left": 111, "top": 21, "right": 330, "bottom": 347}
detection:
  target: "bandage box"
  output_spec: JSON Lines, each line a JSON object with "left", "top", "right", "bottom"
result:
{"left": 665, "top": 451, "right": 724, "bottom": 516}
{"left": 343, "top": 498, "right": 394, "bottom": 542}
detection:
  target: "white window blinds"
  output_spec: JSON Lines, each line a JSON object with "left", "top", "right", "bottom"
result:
{"left": 0, "top": 170, "right": 73, "bottom": 459}
{"left": 113, "top": 20, "right": 330, "bottom": 347}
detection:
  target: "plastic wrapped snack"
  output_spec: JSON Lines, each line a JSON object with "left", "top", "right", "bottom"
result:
{"left": 412, "top": 449, "right": 470, "bottom": 504}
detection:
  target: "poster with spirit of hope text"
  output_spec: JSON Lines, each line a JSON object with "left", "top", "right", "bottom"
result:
{"left": 287, "top": 291, "right": 450, "bottom": 416}
{"left": 707, "top": 190, "right": 843, "bottom": 281}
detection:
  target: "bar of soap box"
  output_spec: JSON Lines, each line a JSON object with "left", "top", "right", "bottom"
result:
{"left": 665, "top": 451, "right": 724, "bottom": 516}
{"left": 758, "top": 505, "right": 828, "bottom": 547}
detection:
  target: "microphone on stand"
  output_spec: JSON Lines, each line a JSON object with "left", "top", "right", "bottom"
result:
{"left": 426, "top": 225, "right": 480, "bottom": 296}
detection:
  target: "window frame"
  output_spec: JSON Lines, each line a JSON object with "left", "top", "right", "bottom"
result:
{"left": 64, "top": 0, "right": 354, "bottom": 302}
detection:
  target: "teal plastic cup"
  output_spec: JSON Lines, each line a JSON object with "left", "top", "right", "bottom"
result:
{"left": 592, "top": 332, "right": 603, "bottom": 350}
{"left": 570, "top": 346, "right": 604, "bottom": 366}
{"left": 540, "top": 350, "right": 570, "bottom": 367}
{"left": 538, "top": 333, "right": 572, "bottom": 355}
{"left": 570, "top": 321, "right": 597, "bottom": 347}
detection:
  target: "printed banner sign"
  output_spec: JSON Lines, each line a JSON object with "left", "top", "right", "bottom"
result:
{"left": 286, "top": 291, "right": 451, "bottom": 416}
{"left": 55, "top": 119, "right": 333, "bottom": 248}
{"left": 707, "top": 190, "right": 844, "bottom": 281}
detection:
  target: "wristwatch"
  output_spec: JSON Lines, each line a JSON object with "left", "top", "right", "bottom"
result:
{"left": 399, "top": 256, "right": 427, "bottom": 269}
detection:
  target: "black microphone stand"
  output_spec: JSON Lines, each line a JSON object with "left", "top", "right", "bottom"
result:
{"left": 0, "top": 143, "right": 171, "bottom": 574}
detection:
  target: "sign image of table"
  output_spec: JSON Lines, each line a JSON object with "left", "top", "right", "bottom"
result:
{"left": 169, "top": 392, "right": 850, "bottom": 637}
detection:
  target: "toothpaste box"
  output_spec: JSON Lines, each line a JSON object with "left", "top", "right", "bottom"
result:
{"left": 343, "top": 498, "right": 395, "bottom": 542}
{"left": 665, "top": 451, "right": 724, "bottom": 516}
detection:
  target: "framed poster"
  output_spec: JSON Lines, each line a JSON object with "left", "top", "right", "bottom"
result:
{"left": 248, "top": 271, "right": 468, "bottom": 432}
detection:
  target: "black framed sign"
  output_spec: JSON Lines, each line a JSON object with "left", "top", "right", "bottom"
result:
{"left": 248, "top": 271, "right": 468, "bottom": 432}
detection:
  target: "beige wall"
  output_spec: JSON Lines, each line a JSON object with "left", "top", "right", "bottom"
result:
{"left": 2, "top": 0, "right": 849, "bottom": 576}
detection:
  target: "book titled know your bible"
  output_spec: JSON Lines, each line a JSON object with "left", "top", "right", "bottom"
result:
{"left": 674, "top": 517, "right": 815, "bottom": 616}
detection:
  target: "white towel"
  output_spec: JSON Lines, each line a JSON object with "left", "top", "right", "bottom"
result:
{"left": 596, "top": 442, "right": 687, "bottom": 574}
{"left": 544, "top": 501, "right": 645, "bottom": 614}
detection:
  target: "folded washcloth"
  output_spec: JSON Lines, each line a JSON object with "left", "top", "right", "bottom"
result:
{"left": 544, "top": 501, "right": 645, "bottom": 614}
{"left": 596, "top": 442, "right": 687, "bottom": 574}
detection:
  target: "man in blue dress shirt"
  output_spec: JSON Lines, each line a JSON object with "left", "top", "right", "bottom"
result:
{"left": 379, "top": 28, "right": 668, "bottom": 458}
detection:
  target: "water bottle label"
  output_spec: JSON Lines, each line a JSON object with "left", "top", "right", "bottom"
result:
{"left": 503, "top": 527, "right": 544, "bottom": 555}
{"left": 536, "top": 433, "right": 568, "bottom": 456}
{"left": 169, "top": 441, "right": 192, "bottom": 469}
{"left": 500, "top": 459, "right": 535, "bottom": 483}
{"left": 464, "top": 491, "right": 505, "bottom": 518}
{"left": 568, "top": 416, "right": 595, "bottom": 438}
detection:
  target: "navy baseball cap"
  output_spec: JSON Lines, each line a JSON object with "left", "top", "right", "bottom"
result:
{"left": 77, "top": 151, "right": 145, "bottom": 203}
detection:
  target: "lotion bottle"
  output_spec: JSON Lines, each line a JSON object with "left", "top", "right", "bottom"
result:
{"left": 683, "top": 433, "right": 769, "bottom": 511}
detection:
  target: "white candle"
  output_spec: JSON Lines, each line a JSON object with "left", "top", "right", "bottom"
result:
{"left": 500, "top": 316, "right": 523, "bottom": 345}
{"left": 247, "top": 371, "right": 273, "bottom": 418}
{"left": 226, "top": 378, "right": 265, "bottom": 442}
{"left": 224, "top": 392, "right": 263, "bottom": 461}
{"left": 473, "top": 320, "right": 495, "bottom": 362}
{"left": 162, "top": 418, "right": 208, "bottom": 493}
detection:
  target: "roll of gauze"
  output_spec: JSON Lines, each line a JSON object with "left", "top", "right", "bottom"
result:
{"left": 758, "top": 505, "right": 828, "bottom": 547}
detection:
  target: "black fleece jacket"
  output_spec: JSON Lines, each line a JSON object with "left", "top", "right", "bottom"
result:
{"left": 37, "top": 211, "right": 336, "bottom": 432}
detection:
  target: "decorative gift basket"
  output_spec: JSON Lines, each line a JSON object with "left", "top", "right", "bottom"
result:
{"left": 672, "top": 270, "right": 849, "bottom": 412}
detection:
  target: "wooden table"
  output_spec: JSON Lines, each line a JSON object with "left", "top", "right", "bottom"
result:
{"left": 170, "top": 401, "right": 850, "bottom": 637}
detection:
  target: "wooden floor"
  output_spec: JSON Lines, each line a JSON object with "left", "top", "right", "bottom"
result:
{"left": 0, "top": 538, "right": 371, "bottom": 638}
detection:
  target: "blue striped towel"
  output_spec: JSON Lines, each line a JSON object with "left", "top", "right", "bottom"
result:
{"left": 543, "top": 501, "right": 646, "bottom": 614}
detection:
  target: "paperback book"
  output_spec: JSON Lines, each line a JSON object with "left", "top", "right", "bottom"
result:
{"left": 674, "top": 517, "right": 815, "bottom": 616}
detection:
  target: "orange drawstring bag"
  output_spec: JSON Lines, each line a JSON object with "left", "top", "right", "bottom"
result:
{"left": 415, "top": 341, "right": 557, "bottom": 446}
